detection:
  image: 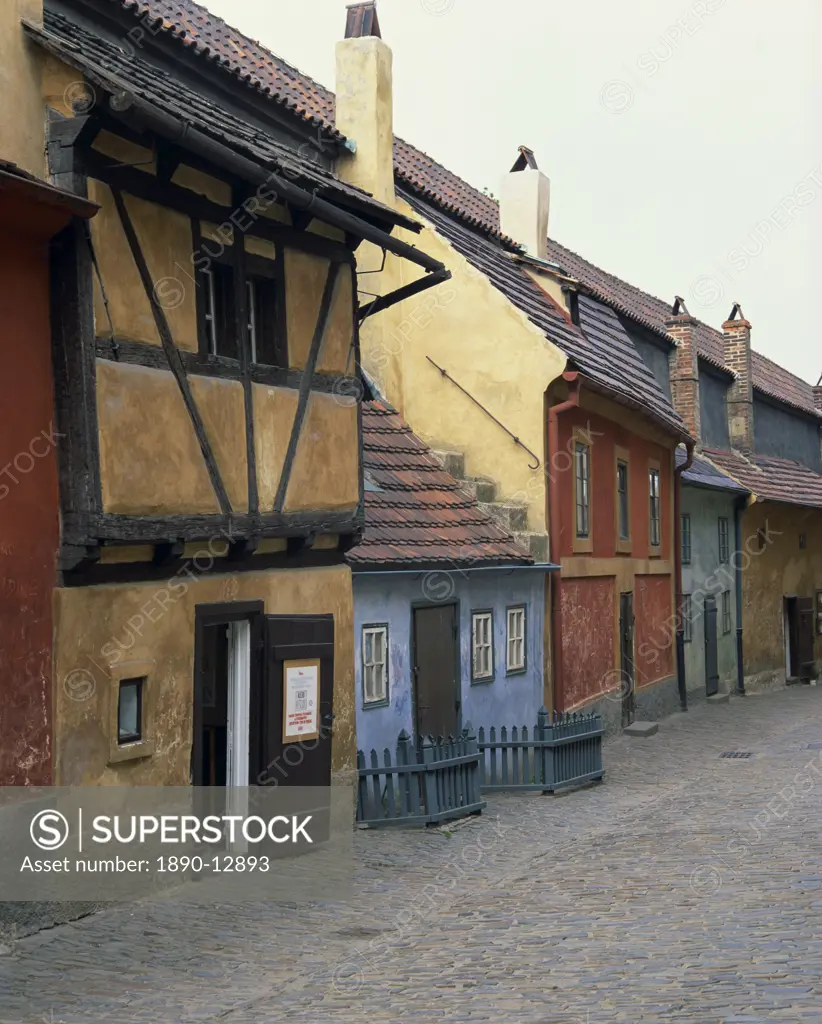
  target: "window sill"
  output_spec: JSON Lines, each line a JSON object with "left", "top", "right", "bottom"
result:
{"left": 505, "top": 667, "right": 528, "bottom": 678}
{"left": 108, "top": 739, "right": 154, "bottom": 765}
{"left": 362, "top": 698, "right": 390, "bottom": 711}
{"left": 572, "top": 536, "right": 593, "bottom": 555}
{"left": 615, "top": 538, "right": 632, "bottom": 555}
{"left": 471, "top": 676, "right": 495, "bottom": 686}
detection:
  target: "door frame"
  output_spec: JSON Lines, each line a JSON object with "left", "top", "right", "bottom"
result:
{"left": 192, "top": 600, "right": 264, "bottom": 786}
{"left": 410, "top": 598, "right": 461, "bottom": 742}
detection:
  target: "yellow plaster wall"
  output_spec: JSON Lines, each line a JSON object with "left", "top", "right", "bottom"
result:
{"left": 253, "top": 384, "right": 299, "bottom": 511}
{"left": 739, "top": 501, "right": 822, "bottom": 683}
{"left": 189, "top": 375, "right": 248, "bottom": 512}
{"left": 285, "top": 251, "right": 353, "bottom": 373}
{"left": 52, "top": 565, "right": 357, "bottom": 785}
{"left": 96, "top": 361, "right": 220, "bottom": 515}
{"left": 285, "top": 393, "right": 359, "bottom": 512}
{"left": 359, "top": 198, "right": 567, "bottom": 532}
{"left": 92, "top": 132, "right": 157, "bottom": 174}
{"left": 171, "top": 164, "right": 231, "bottom": 205}
{"left": 0, "top": 0, "right": 46, "bottom": 176}
{"left": 41, "top": 52, "right": 81, "bottom": 118}
{"left": 88, "top": 182, "right": 199, "bottom": 351}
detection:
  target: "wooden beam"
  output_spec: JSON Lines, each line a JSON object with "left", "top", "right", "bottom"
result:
{"left": 233, "top": 185, "right": 259, "bottom": 515}
{"left": 111, "top": 187, "right": 234, "bottom": 515}
{"left": 273, "top": 262, "right": 342, "bottom": 512}
{"left": 94, "top": 336, "right": 359, "bottom": 395}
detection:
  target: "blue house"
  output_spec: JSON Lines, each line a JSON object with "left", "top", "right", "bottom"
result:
{"left": 348, "top": 400, "right": 555, "bottom": 755}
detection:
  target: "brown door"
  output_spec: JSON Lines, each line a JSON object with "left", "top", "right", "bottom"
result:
{"left": 797, "top": 597, "right": 816, "bottom": 680}
{"left": 258, "top": 615, "right": 335, "bottom": 787}
{"left": 412, "top": 604, "right": 459, "bottom": 740}
{"left": 704, "top": 597, "right": 719, "bottom": 697}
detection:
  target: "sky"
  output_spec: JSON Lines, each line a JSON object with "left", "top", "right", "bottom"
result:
{"left": 205, "top": 0, "right": 821, "bottom": 385}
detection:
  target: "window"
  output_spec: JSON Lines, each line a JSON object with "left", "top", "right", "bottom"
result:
{"left": 718, "top": 517, "right": 730, "bottom": 564}
{"left": 506, "top": 606, "right": 526, "bottom": 673}
{"left": 682, "top": 594, "right": 693, "bottom": 643}
{"left": 681, "top": 514, "right": 692, "bottom": 565}
{"left": 117, "top": 677, "right": 144, "bottom": 745}
{"left": 471, "top": 611, "right": 494, "bottom": 681}
{"left": 722, "top": 590, "right": 732, "bottom": 635}
{"left": 816, "top": 591, "right": 822, "bottom": 636}
{"left": 201, "top": 261, "right": 279, "bottom": 363}
{"left": 617, "top": 461, "right": 630, "bottom": 541}
{"left": 649, "top": 467, "right": 661, "bottom": 547}
{"left": 362, "top": 625, "right": 389, "bottom": 706}
{"left": 575, "top": 442, "right": 590, "bottom": 538}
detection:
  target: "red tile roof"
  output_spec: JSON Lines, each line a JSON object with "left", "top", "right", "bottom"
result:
{"left": 348, "top": 401, "right": 534, "bottom": 567}
{"left": 121, "top": 0, "right": 816, "bottom": 413}
{"left": 702, "top": 448, "right": 822, "bottom": 510}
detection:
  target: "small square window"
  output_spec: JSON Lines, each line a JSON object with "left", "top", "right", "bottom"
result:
{"left": 718, "top": 517, "right": 730, "bottom": 564}
{"left": 472, "top": 611, "right": 494, "bottom": 682}
{"left": 722, "top": 590, "right": 732, "bottom": 635}
{"left": 682, "top": 594, "right": 693, "bottom": 643}
{"left": 506, "top": 606, "right": 526, "bottom": 674}
{"left": 118, "top": 678, "right": 144, "bottom": 745}
{"left": 681, "top": 514, "right": 691, "bottom": 565}
{"left": 362, "top": 625, "right": 389, "bottom": 706}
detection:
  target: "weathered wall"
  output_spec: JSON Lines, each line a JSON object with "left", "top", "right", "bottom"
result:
{"left": 0, "top": 234, "right": 57, "bottom": 785}
{"left": 285, "top": 252, "right": 355, "bottom": 373}
{"left": 623, "top": 320, "right": 672, "bottom": 401}
{"left": 0, "top": 0, "right": 46, "bottom": 176}
{"left": 739, "top": 501, "right": 822, "bottom": 687}
{"left": 352, "top": 571, "right": 545, "bottom": 755}
{"left": 753, "top": 396, "right": 821, "bottom": 472}
{"left": 358, "top": 199, "right": 566, "bottom": 534}
{"left": 681, "top": 485, "right": 740, "bottom": 695}
{"left": 560, "top": 577, "right": 615, "bottom": 709}
{"left": 700, "top": 368, "right": 731, "bottom": 449}
{"left": 52, "top": 565, "right": 356, "bottom": 785}
{"left": 284, "top": 394, "right": 359, "bottom": 513}
{"left": 634, "top": 575, "right": 675, "bottom": 687}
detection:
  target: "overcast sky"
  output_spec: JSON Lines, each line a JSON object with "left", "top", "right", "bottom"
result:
{"left": 206, "top": 0, "right": 821, "bottom": 385}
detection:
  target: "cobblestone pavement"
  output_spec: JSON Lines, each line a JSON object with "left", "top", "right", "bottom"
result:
{"left": 2, "top": 686, "right": 822, "bottom": 1023}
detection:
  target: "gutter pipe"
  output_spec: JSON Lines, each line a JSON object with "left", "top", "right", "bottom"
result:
{"left": 674, "top": 440, "right": 696, "bottom": 711}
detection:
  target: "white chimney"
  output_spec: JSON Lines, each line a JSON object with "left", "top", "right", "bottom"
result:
{"left": 335, "top": 2, "right": 395, "bottom": 208}
{"left": 500, "top": 147, "right": 550, "bottom": 261}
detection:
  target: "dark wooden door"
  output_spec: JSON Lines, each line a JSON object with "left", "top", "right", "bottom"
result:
{"left": 786, "top": 597, "right": 800, "bottom": 679}
{"left": 619, "top": 593, "right": 635, "bottom": 728}
{"left": 412, "top": 604, "right": 458, "bottom": 740}
{"left": 704, "top": 596, "right": 719, "bottom": 697}
{"left": 258, "top": 615, "right": 335, "bottom": 787}
{"left": 797, "top": 597, "right": 815, "bottom": 680}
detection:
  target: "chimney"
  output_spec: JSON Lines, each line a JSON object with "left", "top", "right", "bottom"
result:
{"left": 335, "top": 2, "right": 395, "bottom": 207}
{"left": 0, "top": 0, "right": 46, "bottom": 177}
{"left": 813, "top": 386, "right": 822, "bottom": 414}
{"left": 723, "top": 303, "right": 754, "bottom": 454}
{"left": 665, "top": 297, "right": 701, "bottom": 444}
{"left": 500, "top": 147, "right": 550, "bottom": 261}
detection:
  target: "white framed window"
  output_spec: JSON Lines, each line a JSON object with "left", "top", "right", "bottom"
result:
{"left": 362, "top": 625, "right": 389, "bottom": 706}
{"left": 506, "top": 606, "right": 526, "bottom": 673}
{"left": 471, "top": 611, "right": 494, "bottom": 682}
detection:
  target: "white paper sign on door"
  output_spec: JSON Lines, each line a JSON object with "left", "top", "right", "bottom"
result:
{"left": 282, "top": 659, "right": 320, "bottom": 744}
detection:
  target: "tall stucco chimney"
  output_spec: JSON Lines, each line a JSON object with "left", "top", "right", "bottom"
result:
{"left": 335, "top": 2, "right": 395, "bottom": 207}
{"left": 723, "top": 303, "right": 754, "bottom": 454}
{"left": 665, "top": 297, "right": 701, "bottom": 444}
{"left": 0, "top": 0, "right": 46, "bottom": 176}
{"left": 500, "top": 147, "right": 550, "bottom": 261}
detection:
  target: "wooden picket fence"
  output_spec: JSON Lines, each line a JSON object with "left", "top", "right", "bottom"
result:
{"left": 478, "top": 707, "right": 604, "bottom": 793}
{"left": 356, "top": 728, "right": 485, "bottom": 827}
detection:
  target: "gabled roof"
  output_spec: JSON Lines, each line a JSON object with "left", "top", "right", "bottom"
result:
{"left": 348, "top": 401, "right": 534, "bottom": 568}
{"left": 109, "top": 0, "right": 815, "bottom": 413}
{"left": 702, "top": 448, "right": 822, "bottom": 509}
{"left": 676, "top": 449, "right": 749, "bottom": 495}
{"left": 403, "top": 189, "right": 690, "bottom": 440}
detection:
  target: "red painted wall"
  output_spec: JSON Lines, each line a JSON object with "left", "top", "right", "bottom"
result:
{"left": 0, "top": 232, "right": 59, "bottom": 784}
{"left": 556, "top": 406, "right": 673, "bottom": 560}
{"left": 560, "top": 577, "right": 615, "bottom": 708}
{"left": 634, "top": 575, "right": 675, "bottom": 686}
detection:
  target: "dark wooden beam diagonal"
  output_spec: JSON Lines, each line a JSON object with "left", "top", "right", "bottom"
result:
{"left": 233, "top": 186, "right": 259, "bottom": 515}
{"left": 111, "top": 187, "right": 233, "bottom": 515}
{"left": 273, "top": 262, "right": 343, "bottom": 513}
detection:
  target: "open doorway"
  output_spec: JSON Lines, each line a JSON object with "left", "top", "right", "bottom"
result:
{"left": 784, "top": 596, "right": 816, "bottom": 682}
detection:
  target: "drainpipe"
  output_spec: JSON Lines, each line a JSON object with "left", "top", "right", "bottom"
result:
{"left": 547, "top": 371, "right": 581, "bottom": 714}
{"left": 734, "top": 494, "right": 748, "bottom": 695}
{"left": 674, "top": 440, "right": 695, "bottom": 711}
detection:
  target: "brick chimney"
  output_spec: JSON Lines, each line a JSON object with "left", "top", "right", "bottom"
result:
{"left": 723, "top": 303, "right": 754, "bottom": 454}
{"left": 500, "top": 147, "right": 551, "bottom": 261}
{"left": 665, "top": 296, "right": 701, "bottom": 444}
{"left": 813, "top": 386, "right": 822, "bottom": 413}
{"left": 0, "top": 0, "right": 46, "bottom": 176}
{"left": 335, "top": 2, "right": 395, "bottom": 207}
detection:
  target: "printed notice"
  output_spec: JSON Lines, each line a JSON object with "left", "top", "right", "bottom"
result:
{"left": 283, "top": 659, "right": 320, "bottom": 743}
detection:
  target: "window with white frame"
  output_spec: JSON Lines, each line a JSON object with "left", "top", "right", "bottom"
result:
{"left": 362, "top": 625, "right": 389, "bottom": 705}
{"left": 506, "top": 606, "right": 526, "bottom": 673}
{"left": 471, "top": 611, "right": 494, "bottom": 681}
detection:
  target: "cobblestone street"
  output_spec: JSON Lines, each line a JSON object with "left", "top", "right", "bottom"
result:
{"left": 2, "top": 686, "right": 822, "bottom": 1023}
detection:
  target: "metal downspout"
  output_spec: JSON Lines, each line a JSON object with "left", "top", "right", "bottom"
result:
{"left": 734, "top": 494, "right": 748, "bottom": 695}
{"left": 674, "top": 440, "right": 695, "bottom": 711}
{"left": 547, "top": 371, "right": 581, "bottom": 714}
